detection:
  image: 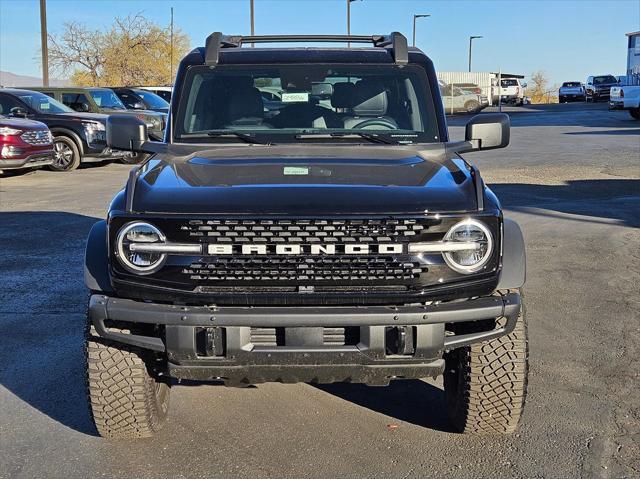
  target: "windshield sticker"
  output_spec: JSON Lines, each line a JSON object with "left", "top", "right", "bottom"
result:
{"left": 40, "top": 102, "right": 50, "bottom": 110}
{"left": 281, "top": 92, "right": 309, "bottom": 103}
{"left": 283, "top": 166, "right": 309, "bottom": 175}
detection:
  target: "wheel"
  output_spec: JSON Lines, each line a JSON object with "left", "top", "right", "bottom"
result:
{"left": 444, "top": 290, "right": 528, "bottom": 435}
{"left": 629, "top": 108, "right": 640, "bottom": 120}
{"left": 49, "top": 136, "right": 81, "bottom": 171}
{"left": 85, "top": 319, "right": 170, "bottom": 439}
{"left": 119, "top": 152, "right": 149, "bottom": 165}
{"left": 464, "top": 100, "right": 481, "bottom": 113}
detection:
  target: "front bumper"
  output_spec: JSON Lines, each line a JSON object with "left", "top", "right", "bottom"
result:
{"left": 0, "top": 152, "right": 53, "bottom": 170}
{"left": 88, "top": 291, "right": 521, "bottom": 385}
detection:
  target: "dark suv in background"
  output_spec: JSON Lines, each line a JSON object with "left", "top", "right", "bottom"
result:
{"left": 585, "top": 75, "right": 619, "bottom": 102}
{"left": 111, "top": 87, "right": 170, "bottom": 114}
{"left": 33, "top": 87, "right": 166, "bottom": 141}
{"left": 0, "top": 89, "right": 133, "bottom": 171}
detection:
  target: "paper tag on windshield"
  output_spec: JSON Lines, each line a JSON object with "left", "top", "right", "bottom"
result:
{"left": 281, "top": 92, "right": 309, "bottom": 103}
{"left": 283, "top": 166, "right": 309, "bottom": 175}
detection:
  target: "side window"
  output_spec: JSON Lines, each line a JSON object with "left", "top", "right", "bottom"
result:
{"left": 0, "top": 94, "right": 23, "bottom": 115}
{"left": 62, "top": 93, "right": 81, "bottom": 109}
{"left": 119, "top": 93, "right": 138, "bottom": 108}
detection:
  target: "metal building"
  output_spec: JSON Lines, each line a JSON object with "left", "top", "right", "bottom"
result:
{"left": 626, "top": 31, "right": 640, "bottom": 85}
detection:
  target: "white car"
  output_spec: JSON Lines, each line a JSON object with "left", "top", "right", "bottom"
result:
{"left": 439, "top": 82, "right": 485, "bottom": 114}
{"left": 610, "top": 85, "right": 640, "bottom": 120}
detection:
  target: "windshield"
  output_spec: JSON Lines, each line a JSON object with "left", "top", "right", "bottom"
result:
{"left": 17, "top": 92, "right": 72, "bottom": 114}
{"left": 175, "top": 64, "right": 439, "bottom": 144}
{"left": 562, "top": 82, "right": 581, "bottom": 87}
{"left": 501, "top": 79, "right": 519, "bottom": 87}
{"left": 134, "top": 90, "right": 169, "bottom": 109}
{"left": 593, "top": 75, "right": 617, "bottom": 85}
{"left": 89, "top": 89, "right": 126, "bottom": 110}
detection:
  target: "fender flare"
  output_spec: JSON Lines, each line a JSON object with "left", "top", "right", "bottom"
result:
{"left": 498, "top": 218, "right": 526, "bottom": 289}
{"left": 49, "top": 127, "right": 85, "bottom": 156}
{"left": 84, "top": 220, "right": 113, "bottom": 293}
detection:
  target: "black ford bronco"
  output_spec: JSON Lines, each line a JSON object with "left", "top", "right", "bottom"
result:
{"left": 85, "top": 32, "right": 528, "bottom": 439}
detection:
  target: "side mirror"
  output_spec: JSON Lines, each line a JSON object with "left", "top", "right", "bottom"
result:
{"left": 465, "top": 113, "right": 510, "bottom": 151}
{"left": 521, "top": 82, "right": 527, "bottom": 88}
{"left": 107, "top": 115, "right": 147, "bottom": 151}
{"left": 132, "top": 102, "right": 145, "bottom": 110}
{"left": 9, "top": 107, "right": 28, "bottom": 118}
{"left": 77, "top": 102, "right": 90, "bottom": 112}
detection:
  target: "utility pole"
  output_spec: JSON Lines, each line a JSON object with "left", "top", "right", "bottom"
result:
{"left": 412, "top": 14, "right": 430, "bottom": 47}
{"left": 39, "top": 0, "right": 49, "bottom": 86}
{"left": 468, "top": 35, "right": 482, "bottom": 72}
{"left": 347, "top": 0, "right": 360, "bottom": 47}
{"left": 250, "top": 0, "right": 255, "bottom": 46}
{"left": 169, "top": 7, "right": 174, "bottom": 85}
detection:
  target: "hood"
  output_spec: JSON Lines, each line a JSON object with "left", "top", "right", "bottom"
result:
{"left": 131, "top": 145, "right": 478, "bottom": 215}
{"left": 58, "top": 112, "right": 109, "bottom": 123}
{"left": 0, "top": 116, "right": 48, "bottom": 130}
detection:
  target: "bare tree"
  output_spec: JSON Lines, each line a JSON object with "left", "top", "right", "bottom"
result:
{"left": 48, "top": 14, "right": 189, "bottom": 86}
{"left": 48, "top": 22, "right": 105, "bottom": 84}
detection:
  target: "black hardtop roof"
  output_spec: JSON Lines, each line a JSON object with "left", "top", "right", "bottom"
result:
{"left": 180, "top": 31, "right": 432, "bottom": 67}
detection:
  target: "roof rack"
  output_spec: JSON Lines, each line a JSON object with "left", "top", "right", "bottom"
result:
{"left": 204, "top": 32, "right": 408, "bottom": 66}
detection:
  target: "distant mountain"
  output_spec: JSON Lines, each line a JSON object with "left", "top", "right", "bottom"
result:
{"left": 0, "top": 71, "right": 70, "bottom": 88}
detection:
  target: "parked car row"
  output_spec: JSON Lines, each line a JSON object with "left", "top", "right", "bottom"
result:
{"left": 0, "top": 85, "right": 170, "bottom": 173}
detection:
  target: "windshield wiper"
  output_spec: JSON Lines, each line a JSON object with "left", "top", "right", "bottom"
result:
{"left": 206, "top": 131, "right": 270, "bottom": 145}
{"left": 295, "top": 132, "right": 399, "bottom": 145}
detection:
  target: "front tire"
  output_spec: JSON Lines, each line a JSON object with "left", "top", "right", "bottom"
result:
{"left": 444, "top": 291, "right": 528, "bottom": 435}
{"left": 629, "top": 108, "right": 640, "bottom": 120}
{"left": 464, "top": 100, "right": 481, "bottom": 113}
{"left": 85, "top": 321, "right": 170, "bottom": 439}
{"left": 50, "top": 136, "right": 81, "bottom": 171}
{"left": 119, "top": 152, "right": 148, "bottom": 165}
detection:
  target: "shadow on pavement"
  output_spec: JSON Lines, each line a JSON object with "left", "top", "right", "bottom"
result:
{"left": 564, "top": 129, "right": 640, "bottom": 136}
{"left": 0, "top": 211, "right": 101, "bottom": 436}
{"left": 315, "top": 379, "right": 453, "bottom": 432}
{"left": 446, "top": 103, "right": 635, "bottom": 128}
{"left": 490, "top": 179, "right": 640, "bottom": 228}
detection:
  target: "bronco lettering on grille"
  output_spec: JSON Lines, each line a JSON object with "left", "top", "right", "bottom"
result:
{"left": 206, "top": 244, "right": 405, "bottom": 255}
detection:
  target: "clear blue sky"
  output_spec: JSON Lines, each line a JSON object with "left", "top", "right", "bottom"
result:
{"left": 1, "top": 0, "right": 638, "bottom": 85}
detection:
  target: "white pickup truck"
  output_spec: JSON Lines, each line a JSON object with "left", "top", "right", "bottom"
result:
{"left": 610, "top": 85, "right": 640, "bottom": 119}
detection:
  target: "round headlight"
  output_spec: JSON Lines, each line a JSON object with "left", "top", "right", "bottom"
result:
{"left": 442, "top": 219, "right": 493, "bottom": 274}
{"left": 116, "top": 222, "right": 166, "bottom": 274}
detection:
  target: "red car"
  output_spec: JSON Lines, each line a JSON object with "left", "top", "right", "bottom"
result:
{"left": 0, "top": 116, "right": 54, "bottom": 171}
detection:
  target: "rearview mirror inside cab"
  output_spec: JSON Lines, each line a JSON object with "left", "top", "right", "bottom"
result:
{"left": 465, "top": 113, "right": 510, "bottom": 151}
{"left": 107, "top": 115, "right": 148, "bottom": 152}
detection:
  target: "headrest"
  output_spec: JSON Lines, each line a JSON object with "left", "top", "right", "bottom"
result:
{"left": 331, "top": 82, "right": 355, "bottom": 108}
{"left": 228, "top": 86, "right": 263, "bottom": 123}
{"left": 352, "top": 80, "right": 388, "bottom": 117}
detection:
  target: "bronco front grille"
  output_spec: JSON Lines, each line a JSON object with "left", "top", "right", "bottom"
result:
{"left": 183, "top": 256, "right": 426, "bottom": 283}
{"left": 181, "top": 218, "right": 429, "bottom": 243}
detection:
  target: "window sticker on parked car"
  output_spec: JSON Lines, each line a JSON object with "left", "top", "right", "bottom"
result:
{"left": 281, "top": 92, "right": 309, "bottom": 103}
{"left": 39, "top": 102, "right": 50, "bottom": 110}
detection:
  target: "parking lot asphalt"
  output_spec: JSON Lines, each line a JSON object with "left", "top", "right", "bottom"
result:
{"left": 0, "top": 103, "right": 638, "bottom": 479}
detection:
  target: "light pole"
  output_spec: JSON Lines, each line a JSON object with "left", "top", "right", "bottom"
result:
{"left": 468, "top": 35, "right": 482, "bottom": 72}
{"left": 250, "top": 0, "right": 255, "bottom": 46}
{"left": 169, "top": 7, "right": 174, "bottom": 84}
{"left": 412, "top": 14, "right": 430, "bottom": 47}
{"left": 39, "top": 0, "right": 49, "bottom": 86}
{"left": 347, "top": 0, "right": 361, "bottom": 46}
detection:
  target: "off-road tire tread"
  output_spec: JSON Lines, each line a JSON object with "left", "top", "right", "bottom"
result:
{"left": 85, "top": 323, "right": 169, "bottom": 439}
{"left": 444, "top": 290, "right": 528, "bottom": 435}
